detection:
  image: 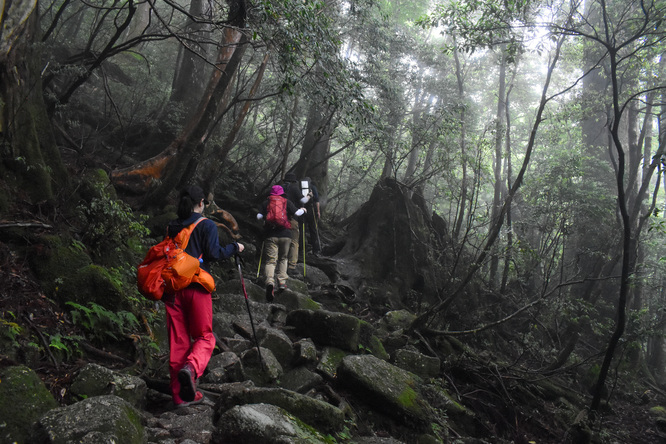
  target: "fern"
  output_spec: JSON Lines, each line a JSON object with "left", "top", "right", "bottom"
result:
{"left": 66, "top": 301, "right": 139, "bottom": 342}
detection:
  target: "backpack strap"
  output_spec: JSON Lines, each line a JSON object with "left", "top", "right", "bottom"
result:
{"left": 174, "top": 217, "right": 207, "bottom": 250}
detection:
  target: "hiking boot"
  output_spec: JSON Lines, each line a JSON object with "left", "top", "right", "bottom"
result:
{"left": 175, "top": 391, "right": 204, "bottom": 408}
{"left": 266, "top": 284, "right": 274, "bottom": 302}
{"left": 177, "top": 363, "right": 197, "bottom": 402}
{"left": 278, "top": 283, "right": 287, "bottom": 292}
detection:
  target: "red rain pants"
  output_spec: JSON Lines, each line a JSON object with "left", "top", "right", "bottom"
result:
{"left": 164, "top": 286, "right": 215, "bottom": 404}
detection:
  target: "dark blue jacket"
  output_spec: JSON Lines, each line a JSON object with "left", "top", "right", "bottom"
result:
{"left": 166, "top": 213, "right": 238, "bottom": 273}
{"left": 282, "top": 181, "right": 304, "bottom": 216}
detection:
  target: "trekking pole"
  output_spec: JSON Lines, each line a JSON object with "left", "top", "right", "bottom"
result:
{"left": 256, "top": 241, "right": 264, "bottom": 278}
{"left": 302, "top": 221, "right": 306, "bottom": 277}
{"left": 313, "top": 210, "right": 322, "bottom": 253}
{"left": 235, "top": 254, "right": 265, "bottom": 371}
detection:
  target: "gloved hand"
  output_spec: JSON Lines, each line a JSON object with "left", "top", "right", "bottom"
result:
{"left": 257, "top": 213, "right": 264, "bottom": 220}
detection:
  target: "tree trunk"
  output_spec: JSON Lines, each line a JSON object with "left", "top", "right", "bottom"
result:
{"left": 295, "top": 100, "right": 335, "bottom": 200}
{"left": 410, "top": 31, "right": 566, "bottom": 329}
{"left": 1, "top": 0, "right": 69, "bottom": 204}
{"left": 489, "top": 48, "right": 508, "bottom": 289}
{"left": 202, "top": 51, "right": 270, "bottom": 192}
{"left": 280, "top": 95, "right": 300, "bottom": 179}
{"left": 110, "top": 25, "right": 247, "bottom": 203}
{"left": 501, "top": 76, "right": 516, "bottom": 294}
{"left": 168, "top": 0, "right": 214, "bottom": 115}
{"left": 452, "top": 43, "right": 468, "bottom": 241}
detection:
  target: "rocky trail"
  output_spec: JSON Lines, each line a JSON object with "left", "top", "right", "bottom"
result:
{"left": 3, "top": 178, "right": 666, "bottom": 443}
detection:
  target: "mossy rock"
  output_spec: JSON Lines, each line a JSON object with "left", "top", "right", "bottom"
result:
{"left": 360, "top": 320, "right": 389, "bottom": 360}
{"left": 223, "top": 278, "right": 265, "bottom": 303}
{"left": 286, "top": 309, "right": 361, "bottom": 351}
{"left": 338, "top": 354, "right": 433, "bottom": 425}
{"left": 215, "top": 403, "right": 331, "bottom": 443}
{"left": 0, "top": 365, "right": 59, "bottom": 444}
{"left": 144, "top": 210, "right": 178, "bottom": 238}
{"left": 650, "top": 405, "right": 666, "bottom": 429}
{"left": 30, "top": 395, "right": 145, "bottom": 444}
{"left": 78, "top": 169, "right": 116, "bottom": 202}
{"left": 285, "top": 276, "right": 308, "bottom": 294}
{"left": 316, "top": 347, "right": 348, "bottom": 379}
{"left": 215, "top": 386, "right": 345, "bottom": 433}
{"left": 70, "top": 363, "right": 147, "bottom": 409}
{"left": 57, "top": 264, "right": 124, "bottom": 311}
{"left": 274, "top": 289, "right": 322, "bottom": 311}
{"left": 29, "top": 234, "right": 93, "bottom": 297}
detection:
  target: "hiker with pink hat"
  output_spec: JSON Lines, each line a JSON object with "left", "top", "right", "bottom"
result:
{"left": 256, "top": 185, "right": 306, "bottom": 301}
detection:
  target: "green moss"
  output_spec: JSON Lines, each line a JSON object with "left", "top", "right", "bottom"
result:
{"left": 122, "top": 403, "right": 144, "bottom": 435}
{"left": 58, "top": 264, "right": 124, "bottom": 311}
{"left": 29, "top": 235, "right": 93, "bottom": 297}
{"left": 649, "top": 406, "right": 666, "bottom": 419}
{"left": 0, "top": 365, "right": 58, "bottom": 443}
{"left": 398, "top": 386, "right": 419, "bottom": 408}
{"left": 286, "top": 411, "right": 335, "bottom": 443}
{"left": 78, "top": 169, "right": 116, "bottom": 202}
{"left": 317, "top": 347, "right": 348, "bottom": 378}
{"left": 301, "top": 297, "right": 322, "bottom": 310}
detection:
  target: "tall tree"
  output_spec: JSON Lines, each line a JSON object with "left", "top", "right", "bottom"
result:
{"left": 168, "top": 0, "right": 214, "bottom": 116}
{"left": 1, "top": 0, "right": 69, "bottom": 204}
{"left": 111, "top": 0, "right": 248, "bottom": 205}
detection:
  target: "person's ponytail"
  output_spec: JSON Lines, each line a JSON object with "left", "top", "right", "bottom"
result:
{"left": 177, "top": 194, "right": 196, "bottom": 220}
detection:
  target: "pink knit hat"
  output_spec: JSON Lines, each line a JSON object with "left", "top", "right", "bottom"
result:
{"left": 270, "top": 185, "right": 284, "bottom": 196}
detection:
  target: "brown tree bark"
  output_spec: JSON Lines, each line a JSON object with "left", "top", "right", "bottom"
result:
{"left": 110, "top": 17, "right": 248, "bottom": 205}
{"left": 202, "top": 51, "right": 270, "bottom": 192}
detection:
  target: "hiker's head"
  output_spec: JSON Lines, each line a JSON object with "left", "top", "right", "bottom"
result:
{"left": 178, "top": 185, "right": 209, "bottom": 219}
{"left": 284, "top": 173, "right": 297, "bottom": 182}
{"left": 270, "top": 185, "right": 285, "bottom": 196}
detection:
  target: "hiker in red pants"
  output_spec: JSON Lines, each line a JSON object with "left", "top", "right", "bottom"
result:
{"left": 164, "top": 185, "right": 244, "bottom": 407}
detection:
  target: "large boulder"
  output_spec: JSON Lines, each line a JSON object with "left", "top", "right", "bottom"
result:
{"left": 145, "top": 403, "right": 214, "bottom": 443}
{"left": 215, "top": 385, "right": 345, "bottom": 433}
{"left": 0, "top": 365, "right": 58, "bottom": 444}
{"left": 223, "top": 278, "right": 265, "bottom": 303}
{"left": 213, "top": 293, "right": 276, "bottom": 338}
{"left": 241, "top": 346, "right": 283, "bottom": 385}
{"left": 316, "top": 347, "right": 348, "bottom": 380}
{"left": 70, "top": 363, "right": 147, "bottom": 409}
{"left": 337, "top": 354, "right": 433, "bottom": 425}
{"left": 272, "top": 288, "right": 322, "bottom": 311}
{"left": 292, "top": 338, "right": 318, "bottom": 366}
{"left": 203, "top": 351, "right": 245, "bottom": 383}
{"left": 279, "top": 366, "right": 323, "bottom": 394}
{"left": 30, "top": 395, "right": 145, "bottom": 444}
{"left": 392, "top": 348, "right": 441, "bottom": 379}
{"left": 258, "top": 326, "right": 295, "bottom": 368}
{"left": 286, "top": 309, "right": 361, "bottom": 351}
{"left": 213, "top": 403, "right": 331, "bottom": 443}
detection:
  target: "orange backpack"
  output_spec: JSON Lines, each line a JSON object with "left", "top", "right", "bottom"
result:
{"left": 137, "top": 217, "right": 216, "bottom": 301}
